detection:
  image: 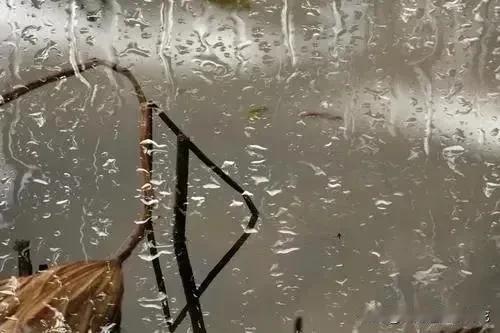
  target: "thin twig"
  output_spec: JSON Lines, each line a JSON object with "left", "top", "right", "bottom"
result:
{"left": 168, "top": 231, "right": 255, "bottom": 331}
{"left": 294, "top": 317, "right": 303, "bottom": 333}
{"left": 1, "top": 60, "right": 261, "bottom": 333}
{"left": 298, "top": 111, "right": 343, "bottom": 121}
{"left": 158, "top": 111, "right": 260, "bottom": 332}
{"left": 173, "top": 135, "right": 206, "bottom": 333}
{"left": 0, "top": 58, "right": 171, "bottom": 321}
{"left": 13, "top": 240, "right": 32, "bottom": 277}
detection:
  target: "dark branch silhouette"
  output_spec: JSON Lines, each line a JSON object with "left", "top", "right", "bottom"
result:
{"left": 0, "top": 59, "right": 261, "bottom": 333}
{"left": 0, "top": 58, "right": 171, "bottom": 322}
{"left": 294, "top": 317, "right": 303, "bottom": 333}
{"left": 173, "top": 135, "right": 206, "bottom": 333}
{"left": 158, "top": 111, "right": 260, "bottom": 332}
{"left": 13, "top": 240, "right": 32, "bottom": 277}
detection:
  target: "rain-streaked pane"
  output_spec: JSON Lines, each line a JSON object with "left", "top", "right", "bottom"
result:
{"left": 0, "top": 0, "right": 498, "bottom": 332}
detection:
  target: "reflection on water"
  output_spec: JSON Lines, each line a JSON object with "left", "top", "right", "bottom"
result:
{"left": 0, "top": 0, "right": 499, "bottom": 332}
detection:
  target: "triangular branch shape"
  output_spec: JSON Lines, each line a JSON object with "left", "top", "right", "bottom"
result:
{"left": 0, "top": 58, "right": 171, "bottom": 325}
{"left": 157, "top": 111, "right": 259, "bottom": 332}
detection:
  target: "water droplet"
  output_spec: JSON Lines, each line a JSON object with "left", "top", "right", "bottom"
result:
{"left": 203, "top": 183, "right": 220, "bottom": 189}
{"left": 374, "top": 200, "right": 392, "bottom": 210}
{"left": 138, "top": 250, "right": 172, "bottom": 261}
{"left": 251, "top": 176, "right": 269, "bottom": 185}
{"left": 247, "top": 144, "right": 268, "bottom": 151}
{"left": 266, "top": 189, "right": 282, "bottom": 196}
{"left": 230, "top": 200, "right": 243, "bottom": 207}
{"left": 274, "top": 247, "right": 300, "bottom": 254}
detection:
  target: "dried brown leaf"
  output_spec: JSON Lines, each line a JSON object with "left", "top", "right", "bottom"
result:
{"left": 0, "top": 260, "right": 123, "bottom": 332}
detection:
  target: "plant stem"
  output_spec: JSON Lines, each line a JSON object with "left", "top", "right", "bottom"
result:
{"left": 0, "top": 58, "right": 170, "bottom": 320}
{"left": 173, "top": 135, "right": 206, "bottom": 333}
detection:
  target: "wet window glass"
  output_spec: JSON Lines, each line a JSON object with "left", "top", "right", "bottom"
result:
{"left": 0, "top": 1, "right": 499, "bottom": 332}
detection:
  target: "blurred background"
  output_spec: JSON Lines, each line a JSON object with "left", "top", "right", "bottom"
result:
{"left": 0, "top": 0, "right": 500, "bottom": 332}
